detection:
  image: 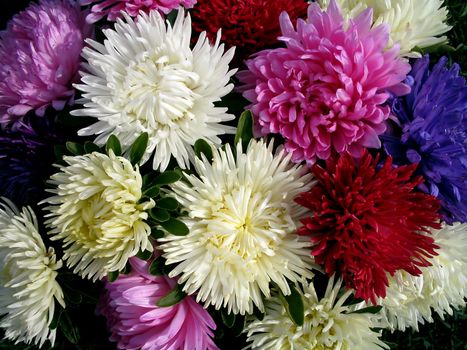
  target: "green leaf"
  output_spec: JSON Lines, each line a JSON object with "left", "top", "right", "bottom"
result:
{"left": 59, "top": 312, "right": 80, "bottom": 344}
{"left": 49, "top": 305, "right": 63, "bottom": 330}
{"left": 136, "top": 249, "right": 153, "bottom": 261}
{"left": 149, "top": 256, "right": 165, "bottom": 276}
{"left": 107, "top": 270, "right": 119, "bottom": 282}
{"left": 231, "top": 315, "right": 246, "bottom": 337}
{"left": 278, "top": 285, "right": 304, "bottom": 326}
{"left": 194, "top": 139, "right": 213, "bottom": 162}
{"left": 150, "top": 227, "right": 165, "bottom": 239}
{"left": 154, "top": 171, "right": 182, "bottom": 185}
{"left": 156, "top": 283, "right": 187, "bottom": 307}
{"left": 221, "top": 309, "right": 236, "bottom": 328}
{"left": 160, "top": 218, "right": 189, "bottom": 236}
{"left": 166, "top": 9, "right": 178, "bottom": 26}
{"left": 350, "top": 305, "right": 383, "bottom": 314}
{"left": 156, "top": 197, "right": 179, "bottom": 211}
{"left": 106, "top": 135, "right": 122, "bottom": 156}
{"left": 54, "top": 145, "right": 67, "bottom": 161}
{"left": 253, "top": 305, "right": 265, "bottom": 321}
{"left": 65, "top": 141, "right": 84, "bottom": 156}
{"left": 129, "top": 132, "right": 149, "bottom": 165}
{"left": 84, "top": 141, "right": 101, "bottom": 154}
{"left": 144, "top": 185, "right": 160, "bottom": 198}
{"left": 149, "top": 208, "right": 170, "bottom": 222}
{"left": 234, "top": 110, "right": 254, "bottom": 149}
{"left": 121, "top": 262, "right": 132, "bottom": 275}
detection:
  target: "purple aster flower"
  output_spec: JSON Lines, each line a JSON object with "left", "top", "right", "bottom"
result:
{"left": 381, "top": 55, "right": 467, "bottom": 223}
{"left": 0, "top": 0, "right": 92, "bottom": 125}
{"left": 0, "top": 117, "right": 65, "bottom": 205}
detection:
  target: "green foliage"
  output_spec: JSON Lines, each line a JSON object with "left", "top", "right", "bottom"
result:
{"left": 384, "top": 308, "right": 467, "bottom": 350}
{"left": 156, "top": 283, "right": 187, "bottom": 307}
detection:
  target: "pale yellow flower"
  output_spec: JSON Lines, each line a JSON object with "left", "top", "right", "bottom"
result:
{"left": 43, "top": 151, "right": 155, "bottom": 281}
{"left": 0, "top": 199, "right": 65, "bottom": 347}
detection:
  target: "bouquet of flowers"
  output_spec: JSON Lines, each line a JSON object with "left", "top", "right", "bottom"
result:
{"left": 0, "top": 0, "right": 465, "bottom": 349}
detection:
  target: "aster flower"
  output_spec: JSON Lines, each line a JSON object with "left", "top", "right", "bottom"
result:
{"left": 238, "top": 1, "right": 411, "bottom": 165}
{"left": 0, "top": 117, "right": 67, "bottom": 205}
{"left": 0, "top": 0, "right": 92, "bottom": 124}
{"left": 73, "top": 9, "right": 236, "bottom": 171}
{"left": 381, "top": 56, "right": 467, "bottom": 223}
{"left": 245, "top": 276, "right": 387, "bottom": 350}
{"left": 98, "top": 257, "right": 218, "bottom": 350}
{"left": 319, "top": 0, "right": 451, "bottom": 57}
{"left": 43, "top": 151, "right": 155, "bottom": 281}
{"left": 191, "top": 0, "right": 308, "bottom": 64}
{"left": 158, "top": 139, "right": 316, "bottom": 315}
{"left": 0, "top": 198, "right": 65, "bottom": 347}
{"left": 296, "top": 151, "right": 441, "bottom": 303}
{"left": 80, "top": 0, "right": 197, "bottom": 23}
{"left": 377, "top": 222, "right": 467, "bottom": 332}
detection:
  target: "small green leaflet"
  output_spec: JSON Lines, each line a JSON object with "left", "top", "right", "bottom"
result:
{"left": 156, "top": 283, "right": 187, "bottom": 307}
{"left": 234, "top": 110, "right": 254, "bottom": 150}
{"left": 106, "top": 134, "right": 122, "bottom": 156}
{"left": 278, "top": 285, "right": 305, "bottom": 326}
{"left": 129, "top": 132, "right": 149, "bottom": 165}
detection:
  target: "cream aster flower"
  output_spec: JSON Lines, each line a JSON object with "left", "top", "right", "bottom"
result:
{"left": 376, "top": 222, "right": 467, "bottom": 332}
{"left": 0, "top": 198, "right": 65, "bottom": 348}
{"left": 319, "top": 0, "right": 451, "bottom": 57}
{"left": 73, "top": 8, "right": 236, "bottom": 171}
{"left": 245, "top": 276, "right": 388, "bottom": 350}
{"left": 158, "top": 139, "right": 316, "bottom": 315}
{"left": 43, "top": 151, "right": 155, "bottom": 281}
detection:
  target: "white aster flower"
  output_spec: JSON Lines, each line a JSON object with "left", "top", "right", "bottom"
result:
{"left": 245, "top": 276, "right": 388, "bottom": 350}
{"left": 319, "top": 0, "right": 451, "bottom": 57}
{"left": 0, "top": 198, "right": 65, "bottom": 348}
{"left": 158, "top": 139, "right": 316, "bottom": 315}
{"left": 376, "top": 222, "right": 467, "bottom": 332}
{"left": 73, "top": 8, "right": 236, "bottom": 171}
{"left": 43, "top": 151, "right": 155, "bottom": 281}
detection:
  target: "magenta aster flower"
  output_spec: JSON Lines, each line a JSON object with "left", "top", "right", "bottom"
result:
{"left": 238, "top": 0, "right": 411, "bottom": 164}
{"left": 98, "top": 257, "right": 218, "bottom": 350}
{"left": 80, "top": 0, "right": 197, "bottom": 23}
{"left": 0, "top": 0, "right": 92, "bottom": 125}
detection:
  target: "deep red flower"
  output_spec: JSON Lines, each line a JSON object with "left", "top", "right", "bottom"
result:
{"left": 191, "top": 0, "right": 308, "bottom": 65}
{"left": 296, "top": 151, "right": 441, "bottom": 303}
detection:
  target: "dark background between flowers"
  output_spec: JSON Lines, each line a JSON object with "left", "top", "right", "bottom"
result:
{"left": 0, "top": 0, "right": 465, "bottom": 349}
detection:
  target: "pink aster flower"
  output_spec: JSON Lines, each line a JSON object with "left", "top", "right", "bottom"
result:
{"left": 98, "top": 257, "right": 218, "bottom": 350}
{"left": 0, "top": 0, "right": 92, "bottom": 125}
{"left": 238, "top": 0, "right": 411, "bottom": 164}
{"left": 80, "top": 0, "right": 197, "bottom": 23}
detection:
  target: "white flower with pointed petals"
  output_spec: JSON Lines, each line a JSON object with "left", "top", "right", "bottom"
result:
{"left": 0, "top": 199, "right": 65, "bottom": 348}
{"left": 43, "top": 151, "right": 155, "bottom": 281}
{"left": 377, "top": 222, "right": 467, "bottom": 331}
{"left": 319, "top": 0, "right": 451, "bottom": 57}
{"left": 73, "top": 9, "right": 236, "bottom": 171}
{"left": 158, "top": 139, "right": 316, "bottom": 315}
{"left": 245, "top": 276, "right": 388, "bottom": 350}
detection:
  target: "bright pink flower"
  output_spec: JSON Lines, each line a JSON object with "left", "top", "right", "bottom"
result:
{"left": 238, "top": 0, "right": 411, "bottom": 164}
{"left": 80, "top": 0, "right": 197, "bottom": 23}
{"left": 0, "top": 0, "right": 92, "bottom": 124}
{"left": 98, "top": 258, "right": 218, "bottom": 350}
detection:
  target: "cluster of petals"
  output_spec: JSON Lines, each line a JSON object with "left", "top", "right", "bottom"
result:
{"left": 43, "top": 151, "right": 155, "bottom": 281}
{"left": 73, "top": 9, "right": 236, "bottom": 171}
{"left": 0, "top": 0, "right": 91, "bottom": 125}
{"left": 0, "top": 199, "right": 65, "bottom": 347}
{"left": 319, "top": 0, "right": 451, "bottom": 57}
{"left": 382, "top": 55, "right": 467, "bottom": 223}
{"left": 378, "top": 222, "right": 467, "bottom": 332}
{"left": 238, "top": 0, "right": 411, "bottom": 164}
{"left": 98, "top": 257, "right": 218, "bottom": 350}
{"left": 245, "top": 276, "right": 387, "bottom": 350}
{"left": 191, "top": 0, "right": 308, "bottom": 64}
{"left": 80, "top": 0, "right": 197, "bottom": 23}
{"left": 296, "top": 151, "right": 441, "bottom": 303}
{"left": 158, "top": 139, "right": 316, "bottom": 315}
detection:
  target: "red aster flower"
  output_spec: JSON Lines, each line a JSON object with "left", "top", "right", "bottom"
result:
{"left": 296, "top": 151, "right": 441, "bottom": 303}
{"left": 191, "top": 0, "right": 308, "bottom": 65}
